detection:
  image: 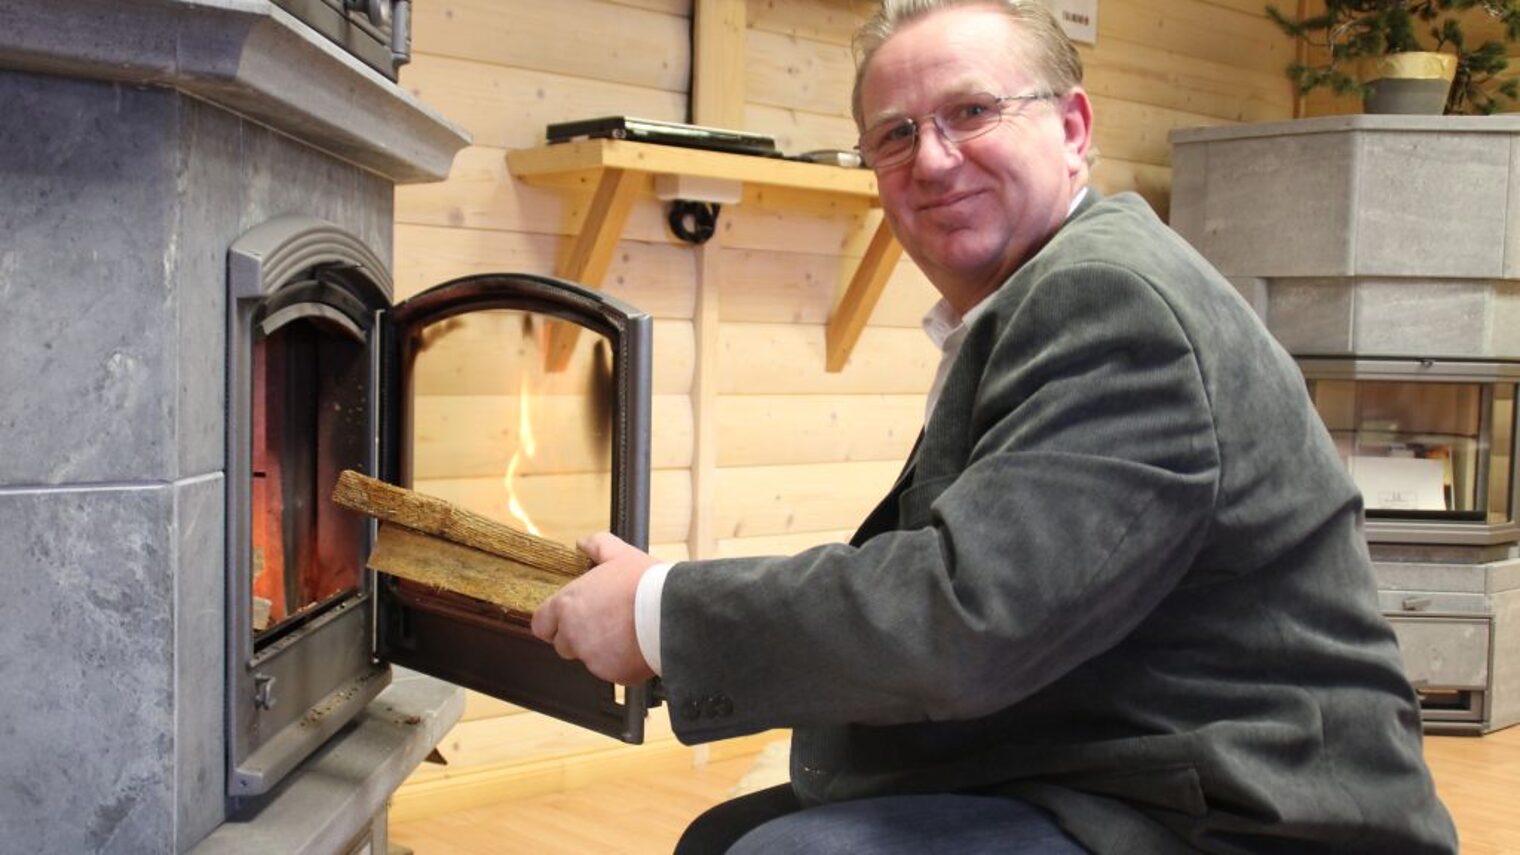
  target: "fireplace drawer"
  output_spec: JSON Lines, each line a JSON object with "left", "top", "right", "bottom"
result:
{"left": 1377, "top": 590, "right": 1491, "bottom": 615}
{"left": 1387, "top": 615, "right": 1491, "bottom": 690}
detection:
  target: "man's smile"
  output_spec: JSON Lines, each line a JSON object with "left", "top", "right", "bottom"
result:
{"left": 914, "top": 188, "right": 988, "bottom": 214}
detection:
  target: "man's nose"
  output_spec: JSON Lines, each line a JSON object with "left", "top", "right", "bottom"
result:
{"left": 912, "top": 119, "right": 963, "bottom": 174}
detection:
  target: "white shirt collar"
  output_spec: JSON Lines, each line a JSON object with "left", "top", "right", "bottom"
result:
{"left": 919, "top": 186, "right": 1090, "bottom": 354}
{"left": 919, "top": 187, "right": 1088, "bottom": 421}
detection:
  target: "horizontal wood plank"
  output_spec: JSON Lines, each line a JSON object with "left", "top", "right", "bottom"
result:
{"left": 1080, "top": 37, "right": 1293, "bottom": 123}
{"left": 716, "top": 527, "right": 860, "bottom": 557}
{"left": 744, "top": 102, "right": 860, "bottom": 155}
{"left": 394, "top": 222, "right": 696, "bottom": 314}
{"left": 721, "top": 187, "right": 876, "bottom": 254}
{"left": 412, "top": 0, "right": 690, "bottom": 92}
{"left": 746, "top": 27, "right": 855, "bottom": 117}
{"left": 717, "top": 246, "right": 937, "bottom": 327}
{"left": 402, "top": 53, "right": 687, "bottom": 151}
{"left": 414, "top": 393, "right": 694, "bottom": 479}
{"left": 1099, "top": 0, "right": 1293, "bottom": 76}
{"left": 416, "top": 468, "right": 693, "bottom": 546}
{"left": 718, "top": 322, "right": 937, "bottom": 394}
{"left": 1090, "top": 94, "right": 1228, "bottom": 167}
{"left": 606, "top": 0, "right": 692, "bottom": 13}
{"left": 406, "top": 312, "right": 694, "bottom": 397}
{"left": 715, "top": 460, "right": 902, "bottom": 537}
{"left": 718, "top": 393, "right": 922, "bottom": 466}
{"left": 1090, "top": 157, "right": 1174, "bottom": 221}
{"left": 745, "top": 0, "right": 872, "bottom": 45}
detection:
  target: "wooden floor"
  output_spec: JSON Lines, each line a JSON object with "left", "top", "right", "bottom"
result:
{"left": 391, "top": 727, "right": 1520, "bottom": 854}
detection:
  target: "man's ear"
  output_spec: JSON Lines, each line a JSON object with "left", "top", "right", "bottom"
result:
{"left": 1058, "top": 87, "right": 1095, "bottom": 176}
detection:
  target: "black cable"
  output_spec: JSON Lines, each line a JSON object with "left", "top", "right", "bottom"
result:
{"left": 667, "top": 200, "right": 721, "bottom": 244}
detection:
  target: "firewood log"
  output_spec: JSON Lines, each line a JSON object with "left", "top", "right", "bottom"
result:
{"left": 331, "top": 470, "right": 592, "bottom": 614}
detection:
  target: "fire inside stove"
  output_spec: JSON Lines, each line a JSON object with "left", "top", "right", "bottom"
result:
{"left": 249, "top": 312, "right": 371, "bottom": 642}
{"left": 407, "top": 309, "right": 615, "bottom": 565}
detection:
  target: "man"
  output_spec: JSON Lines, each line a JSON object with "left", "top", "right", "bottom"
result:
{"left": 532, "top": 1, "right": 1459, "bottom": 851}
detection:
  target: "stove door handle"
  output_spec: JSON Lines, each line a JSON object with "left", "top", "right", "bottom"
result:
{"left": 345, "top": 0, "right": 389, "bottom": 27}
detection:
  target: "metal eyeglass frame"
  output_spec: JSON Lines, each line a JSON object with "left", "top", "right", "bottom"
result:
{"left": 856, "top": 90, "right": 1056, "bottom": 170}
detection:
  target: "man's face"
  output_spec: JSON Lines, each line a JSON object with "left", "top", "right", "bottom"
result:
{"left": 858, "top": 5, "right": 1092, "bottom": 310}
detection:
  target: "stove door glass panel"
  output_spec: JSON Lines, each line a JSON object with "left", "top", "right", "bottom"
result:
{"left": 409, "top": 308, "right": 614, "bottom": 610}
{"left": 1308, "top": 378, "right": 1513, "bottom": 523}
{"left": 376, "top": 273, "right": 653, "bottom": 743}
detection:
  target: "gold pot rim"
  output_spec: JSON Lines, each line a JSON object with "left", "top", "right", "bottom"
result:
{"left": 1356, "top": 51, "right": 1459, "bottom": 83}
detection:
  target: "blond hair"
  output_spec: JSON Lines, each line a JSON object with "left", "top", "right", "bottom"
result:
{"left": 851, "top": 0, "right": 1084, "bottom": 129}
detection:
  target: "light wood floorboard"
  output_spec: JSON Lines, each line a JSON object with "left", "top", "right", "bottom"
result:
{"left": 392, "top": 728, "right": 1520, "bottom": 853}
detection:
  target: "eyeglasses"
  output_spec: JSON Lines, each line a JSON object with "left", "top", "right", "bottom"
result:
{"left": 857, "top": 91, "right": 1055, "bottom": 170}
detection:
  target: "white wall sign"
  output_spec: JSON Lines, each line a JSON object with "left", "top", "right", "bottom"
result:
{"left": 1049, "top": 0, "right": 1098, "bottom": 45}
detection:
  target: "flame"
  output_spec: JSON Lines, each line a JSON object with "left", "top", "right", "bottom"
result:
{"left": 503, "top": 362, "right": 542, "bottom": 536}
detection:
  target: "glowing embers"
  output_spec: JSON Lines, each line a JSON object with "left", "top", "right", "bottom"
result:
{"left": 249, "top": 319, "right": 368, "bottom": 638}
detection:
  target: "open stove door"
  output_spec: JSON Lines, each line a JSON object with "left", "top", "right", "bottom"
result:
{"left": 374, "top": 273, "right": 655, "bottom": 742}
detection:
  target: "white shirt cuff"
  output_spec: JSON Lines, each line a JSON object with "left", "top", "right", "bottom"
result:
{"left": 635, "top": 562, "right": 673, "bottom": 676}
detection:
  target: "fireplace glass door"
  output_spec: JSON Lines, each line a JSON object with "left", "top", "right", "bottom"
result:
{"left": 1300, "top": 358, "right": 1520, "bottom": 543}
{"left": 376, "top": 273, "right": 654, "bottom": 741}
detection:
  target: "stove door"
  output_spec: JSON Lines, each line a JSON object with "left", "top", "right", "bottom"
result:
{"left": 374, "top": 273, "right": 654, "bottom": 741}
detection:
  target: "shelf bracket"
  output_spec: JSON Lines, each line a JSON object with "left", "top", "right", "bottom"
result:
{"left": 826, "top": 219, "right": 903, "bottom": 372}
{"left": 507, "top": 140, "right": 895, "bottom": 371}
{"left": 546, "top": 166, "right": 642, "bottom": 371}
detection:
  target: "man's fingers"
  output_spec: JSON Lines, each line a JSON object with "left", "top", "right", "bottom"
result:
{"left": 529, "top": 594, "right": 559, "bottom": 642}
{"left": 552, "top": 629, "right": 577, "bottom": 661}
{"left": 578, "top": 531, "right": 628, "bottom": 565}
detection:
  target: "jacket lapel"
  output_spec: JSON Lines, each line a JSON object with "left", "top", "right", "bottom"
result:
{"left": 849, "top": 429, "right": 924, "bottom": 546}
{"left": 846, "top": 188, "right": 1099, "bottom": 548}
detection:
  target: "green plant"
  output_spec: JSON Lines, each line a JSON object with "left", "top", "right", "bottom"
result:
{"left": 1266, "top": 0, "right": 1520, "bottom": 114}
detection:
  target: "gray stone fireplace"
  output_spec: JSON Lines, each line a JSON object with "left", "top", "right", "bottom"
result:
{"left": 0, "top": 2, "right": 470, "bottom": 851}
{"left": 1171, "top": 116, "right": 1520, "bottom": 734}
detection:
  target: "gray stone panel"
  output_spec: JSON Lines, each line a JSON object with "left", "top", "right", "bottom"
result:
{"left": 173, "top": 99, "right": 242, "bottom": 481}
{"left": 0, "top": 72, "right": 179, "bottom": 486}
{"left": 1265, "top": 278, "right": 1353, "bottom": 354}
{"left": 0, "top": 484, "right": 176, "bottom": 853}
{"left": 1491, "top": 588, "right": 1520, "bottom": 729}
{"left": 1490, "top": 281, "right": 1520, "bottom": 360}
{"left": 1353, "top": 279, "right": 1489, "bottom": 357}
{"left": 238, "top": 118, "right": 394, "bottom": 268}
{"left": 175, "top": 474, "right": 227, "bottom": 849}
{"left": 1, "top": 0, "right": 469, "bottom": 183}
{"left": 1354, "top": 132, "right": 1510, "bottom": 278}
{"left": 1167, "top": 142, "right": 1205, "bottom": 240}
{"left": 0, "top": 73, "right": 397, "bottom": 487}
{"left": 1507, "top": 137, "right": 1520, "bottom": 279}
{"left": 1372, "top": 561, "right": 1492, "bottom": 593}
{"left": 1192, "top": 132, "right": 1357, "bottom": 278}
{"left": 1225, "top": 277, "right": 1269, "bottom": 325}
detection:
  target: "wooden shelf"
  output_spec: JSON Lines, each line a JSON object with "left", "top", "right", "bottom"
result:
{"left": 506, "top": 139, "right": 902, "bottom": 372}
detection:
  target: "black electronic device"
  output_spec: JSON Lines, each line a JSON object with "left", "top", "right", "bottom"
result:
{"left": 546, "top": 116, "right": 782, "bottom": 157}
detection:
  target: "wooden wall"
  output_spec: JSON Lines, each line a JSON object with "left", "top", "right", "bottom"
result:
{"left": 389, "top": 0, "right": 1296, "bottom": 820}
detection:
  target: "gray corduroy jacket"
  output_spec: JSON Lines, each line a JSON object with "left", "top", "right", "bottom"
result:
{"left": 658, "top": 192, "right": 1457, "bottom": 853}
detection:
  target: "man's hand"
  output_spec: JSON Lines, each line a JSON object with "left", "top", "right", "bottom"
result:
{"left": 530, "top": 531, "right": 658, "bottom": 686}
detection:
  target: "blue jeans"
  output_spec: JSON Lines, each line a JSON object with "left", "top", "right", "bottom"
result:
{"left": 676, "top": 784, "right": 1089, "bottom": 854}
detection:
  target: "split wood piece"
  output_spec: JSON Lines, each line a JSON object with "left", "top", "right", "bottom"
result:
{"left": 369, "top": 523, "right": 566, "bottom": 616}
{"left": 331, "top": 469, "right": 591, "bottom": 580}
